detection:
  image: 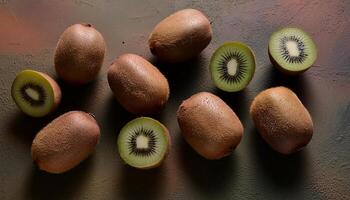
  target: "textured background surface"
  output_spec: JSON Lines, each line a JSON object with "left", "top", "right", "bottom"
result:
{"left": 1, "top": 0, "right": 350, "bottom": 199}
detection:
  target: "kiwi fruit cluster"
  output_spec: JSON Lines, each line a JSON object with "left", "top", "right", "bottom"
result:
{"left": 10, "top": 8, "right": 317, "bottom": 174}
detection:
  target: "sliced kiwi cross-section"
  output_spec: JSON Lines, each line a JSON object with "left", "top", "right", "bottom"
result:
{"left": 210, "top": 42, "right": 256, "bottom": 92}
{"left": 11, "top": 70, "right": 61, "bottom": 117}
{"left": 268, "top": 27, "right": 317, "bottom": 74}
{"left": 118, "top": 117, "right": 170, "bottom": 169}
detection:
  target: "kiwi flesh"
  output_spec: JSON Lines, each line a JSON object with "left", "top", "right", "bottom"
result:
{"left": 250, "top": 86, "right": 313, "bottom": 154}
{"left": 177, "top": 92, "right": 244, "bottom": 160}
{"left": 11, "top": 70, "right": 61, "bottom": 117}
{"left": 268, "top": 27, "right": 317, "bottom": 75}
{"left": 108, "top": 54, "right": 169, "bottom": 115}
{"left": 148, "top": 9, "right": 212, "bottom": 63}
{"left": 54, "top": 23, "right": 106, "bottom": 85}
{"left": 118, "top": 117, "right": 171, "bottom": 169}
{"left": 210, "top": 42, "right": 256, "bottom": 92}
{"left": 31, "top": 111, "right": 100, "bottom": 174}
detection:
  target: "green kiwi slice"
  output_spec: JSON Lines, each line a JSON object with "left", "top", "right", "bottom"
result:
{"left": 268, "top": 27, "right": 317, "bottom": 74}
{"left": 118, "top": 117, "right": 170, "bottom": 169}
{"left": 11, "top": 70, "right": 61, "bottom": 117}
{"left": 210, "top": 42, "right": 256, "bottom": 92}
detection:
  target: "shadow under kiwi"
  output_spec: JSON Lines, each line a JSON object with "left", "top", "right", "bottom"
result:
{"left": 264, "top": 65, "right": 314, "bottom": 109}
{"left": 213, "top": 88, "right": 248, "bottom": 121}
{"left": 118, "top": 162, "right": 166, "bottom": 200}
{"left": 6, "top": 111, "right": 54, "bottom": 147}
{"left": 177, "top": 135, "right": 236, "bottom": 197}
{"left": 150, "top": 55, "right": 208, "bottom": 100}
{"left": 56, "top": 78, "right": 101, "bottom": 114}
{"left": 248, "top": 126, "right": 309, "bottom": 189}
{"left": 24, "top": 155, "right": 96, "bottom": 200}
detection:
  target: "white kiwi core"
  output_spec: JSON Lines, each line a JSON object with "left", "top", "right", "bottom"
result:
{"left": 227, "top": 59, "right": 238, "bottom": 76}
{"left": 286, "top": 40, "right": 300, "bottom": 57}
{"left": 25, "top": 88, "right": 40, "bottom": 101}
{"left": 136, "top": 135, "right": 149, "bottom": 149}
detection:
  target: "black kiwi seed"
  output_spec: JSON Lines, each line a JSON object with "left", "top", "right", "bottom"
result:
{"left": 279, "top": 35, "right": 308, "bottom": 64}
{"left": 217, "top": 50, "right": 248, "bottom": 84}
{"left": 127, "top": 127, "right": 157, "bottom": 157}
{"left": 20, "top": 82, "right": 46, "bottom": 107}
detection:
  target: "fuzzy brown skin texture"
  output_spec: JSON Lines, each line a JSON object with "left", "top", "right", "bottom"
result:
{"left": 31, "top": 111, "right": 100, "bottom": 174}
{"left": 108, "top": 54, "right": 170, "bottom": 115}
{"left": 148, "top": 9, "right": 212, "bottom": 63}
{"left": 268, "top": 46, "right": 310, "bottom": 75}
{"left": 250, "top": 86, "right": 313, "bottom": 155}
{"left": 177, "top": 92, "right": 243, "bottom": 160}
{"left": 37, "top": 72, "right": 62, "bottom": 112}
{"left": 54, "top": 23, "right": 106, "bottom": 85}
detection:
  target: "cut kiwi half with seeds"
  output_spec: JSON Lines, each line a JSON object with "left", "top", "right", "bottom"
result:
{"left": 268, "top": 27, "right": 317, "bottom": 75}
{"left": 11, "top": 70, "right": 61, "bottom": 117}
{"left": 210, "top": 42, "right": 256, "bottom": 92}
{"left": 118, "top": 117, "right": 171, "bottom": 169}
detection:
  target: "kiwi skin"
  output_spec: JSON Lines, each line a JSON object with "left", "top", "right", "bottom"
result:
{"left": 148, "top": 9, "right": 212, "bottom": 63}
{"left": 54, "top": 23, "right": 106, "bottom": 85}
{"left": 177, "top": 92, "right": 243, "bottom": 160}
{"left": 250, "top": 86, "right": 313, "bottom": 155}
{"left": 108, "top": 54, "right": 170, "bottom": 115}
{"left": 11, "top": 70, "right": 62, "bottom": 117}
{"left": 31, "top": 111, "right": 100, "bottom": 174}
{"left": 36, "top": 72, "right": 62, "bottom": 112}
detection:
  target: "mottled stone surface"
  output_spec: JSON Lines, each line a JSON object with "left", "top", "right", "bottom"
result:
{"left": 0, "top": 0, "right": 349, "bottom": 199}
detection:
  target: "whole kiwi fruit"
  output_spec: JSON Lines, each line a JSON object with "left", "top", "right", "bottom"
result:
{"left": 250, "top": 86, "right": 313, "bottom": 154}
{"left": 54, "top": 23, "right": 106, "bottom": 85}
{"left": 108, "top": 54, "right": 169, "bottom": 115}
{"left": 148, "top": 9, "right": 212, "bottom": 63}
{"left": 31, "top": 111, "right": 100, "bottom": 174}
{"left": 177, "top": 92, "right": 243, "bottom": 160}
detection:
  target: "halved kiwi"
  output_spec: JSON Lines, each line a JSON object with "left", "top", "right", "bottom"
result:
{"left": 268, "top": 27, "right": 317, "bottom": 74}
{"left": 210, "top": 42, "right": 256, "bottom": 92}
{"left": 11, "top": 70, "right": 61, "bottom": 117}
{"left": 117, "top": 117, "right": 171, "bottom": 169}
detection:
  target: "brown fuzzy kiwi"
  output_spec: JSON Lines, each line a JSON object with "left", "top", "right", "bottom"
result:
{"left": 177, "top": 92, "right": 243, "bottom": 160}
{"left": 250, "top": 86, "right": 313, "bottom": 154}
{"left": 107, "top": 54, "right": 170, "bottom": 115}
{"left": 148, "top": 9, "right": 212, "bottom": 63}
{"left": 31, "top": 111, "right": 100, "bottom": 174}
{"left": 54, "top": 23, "right": 106, "bottom": 85}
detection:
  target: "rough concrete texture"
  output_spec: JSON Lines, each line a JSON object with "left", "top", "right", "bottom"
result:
{"left": 0, "top": 0, "right": 349, "bottom": 199}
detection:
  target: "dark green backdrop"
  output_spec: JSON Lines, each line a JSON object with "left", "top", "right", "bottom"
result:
{"left": 1, "top": 0, "right": 349, "bottom": 199}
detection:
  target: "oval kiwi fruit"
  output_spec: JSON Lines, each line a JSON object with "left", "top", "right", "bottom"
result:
{"left": 54, "top": 23, "right": 106, "bottom": 85}
{"left": 177, "top": 92, "right": 244, "bottom": 160}
{"left": 108, "top": 54, "right": 170, "bottom": 115}
{"left": 11, "top": 70, "right": 61, "bottom": 117}
{"left": 210, "top": 42, "right": 256, "bottom": 92}
{"left": 31, "top": 111, "right": 100, "bottom": 174}
{"left": 148, "top": 8, "right": 212, "bottom": 63}
{"left": 268, "top": 27, "right": 317, "bottom": 75}
{"left": 250, "top": 86, "right": 313, "bottom": 154}
{"left": 118, "top": 117, "right": 171, "bottom": 169}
